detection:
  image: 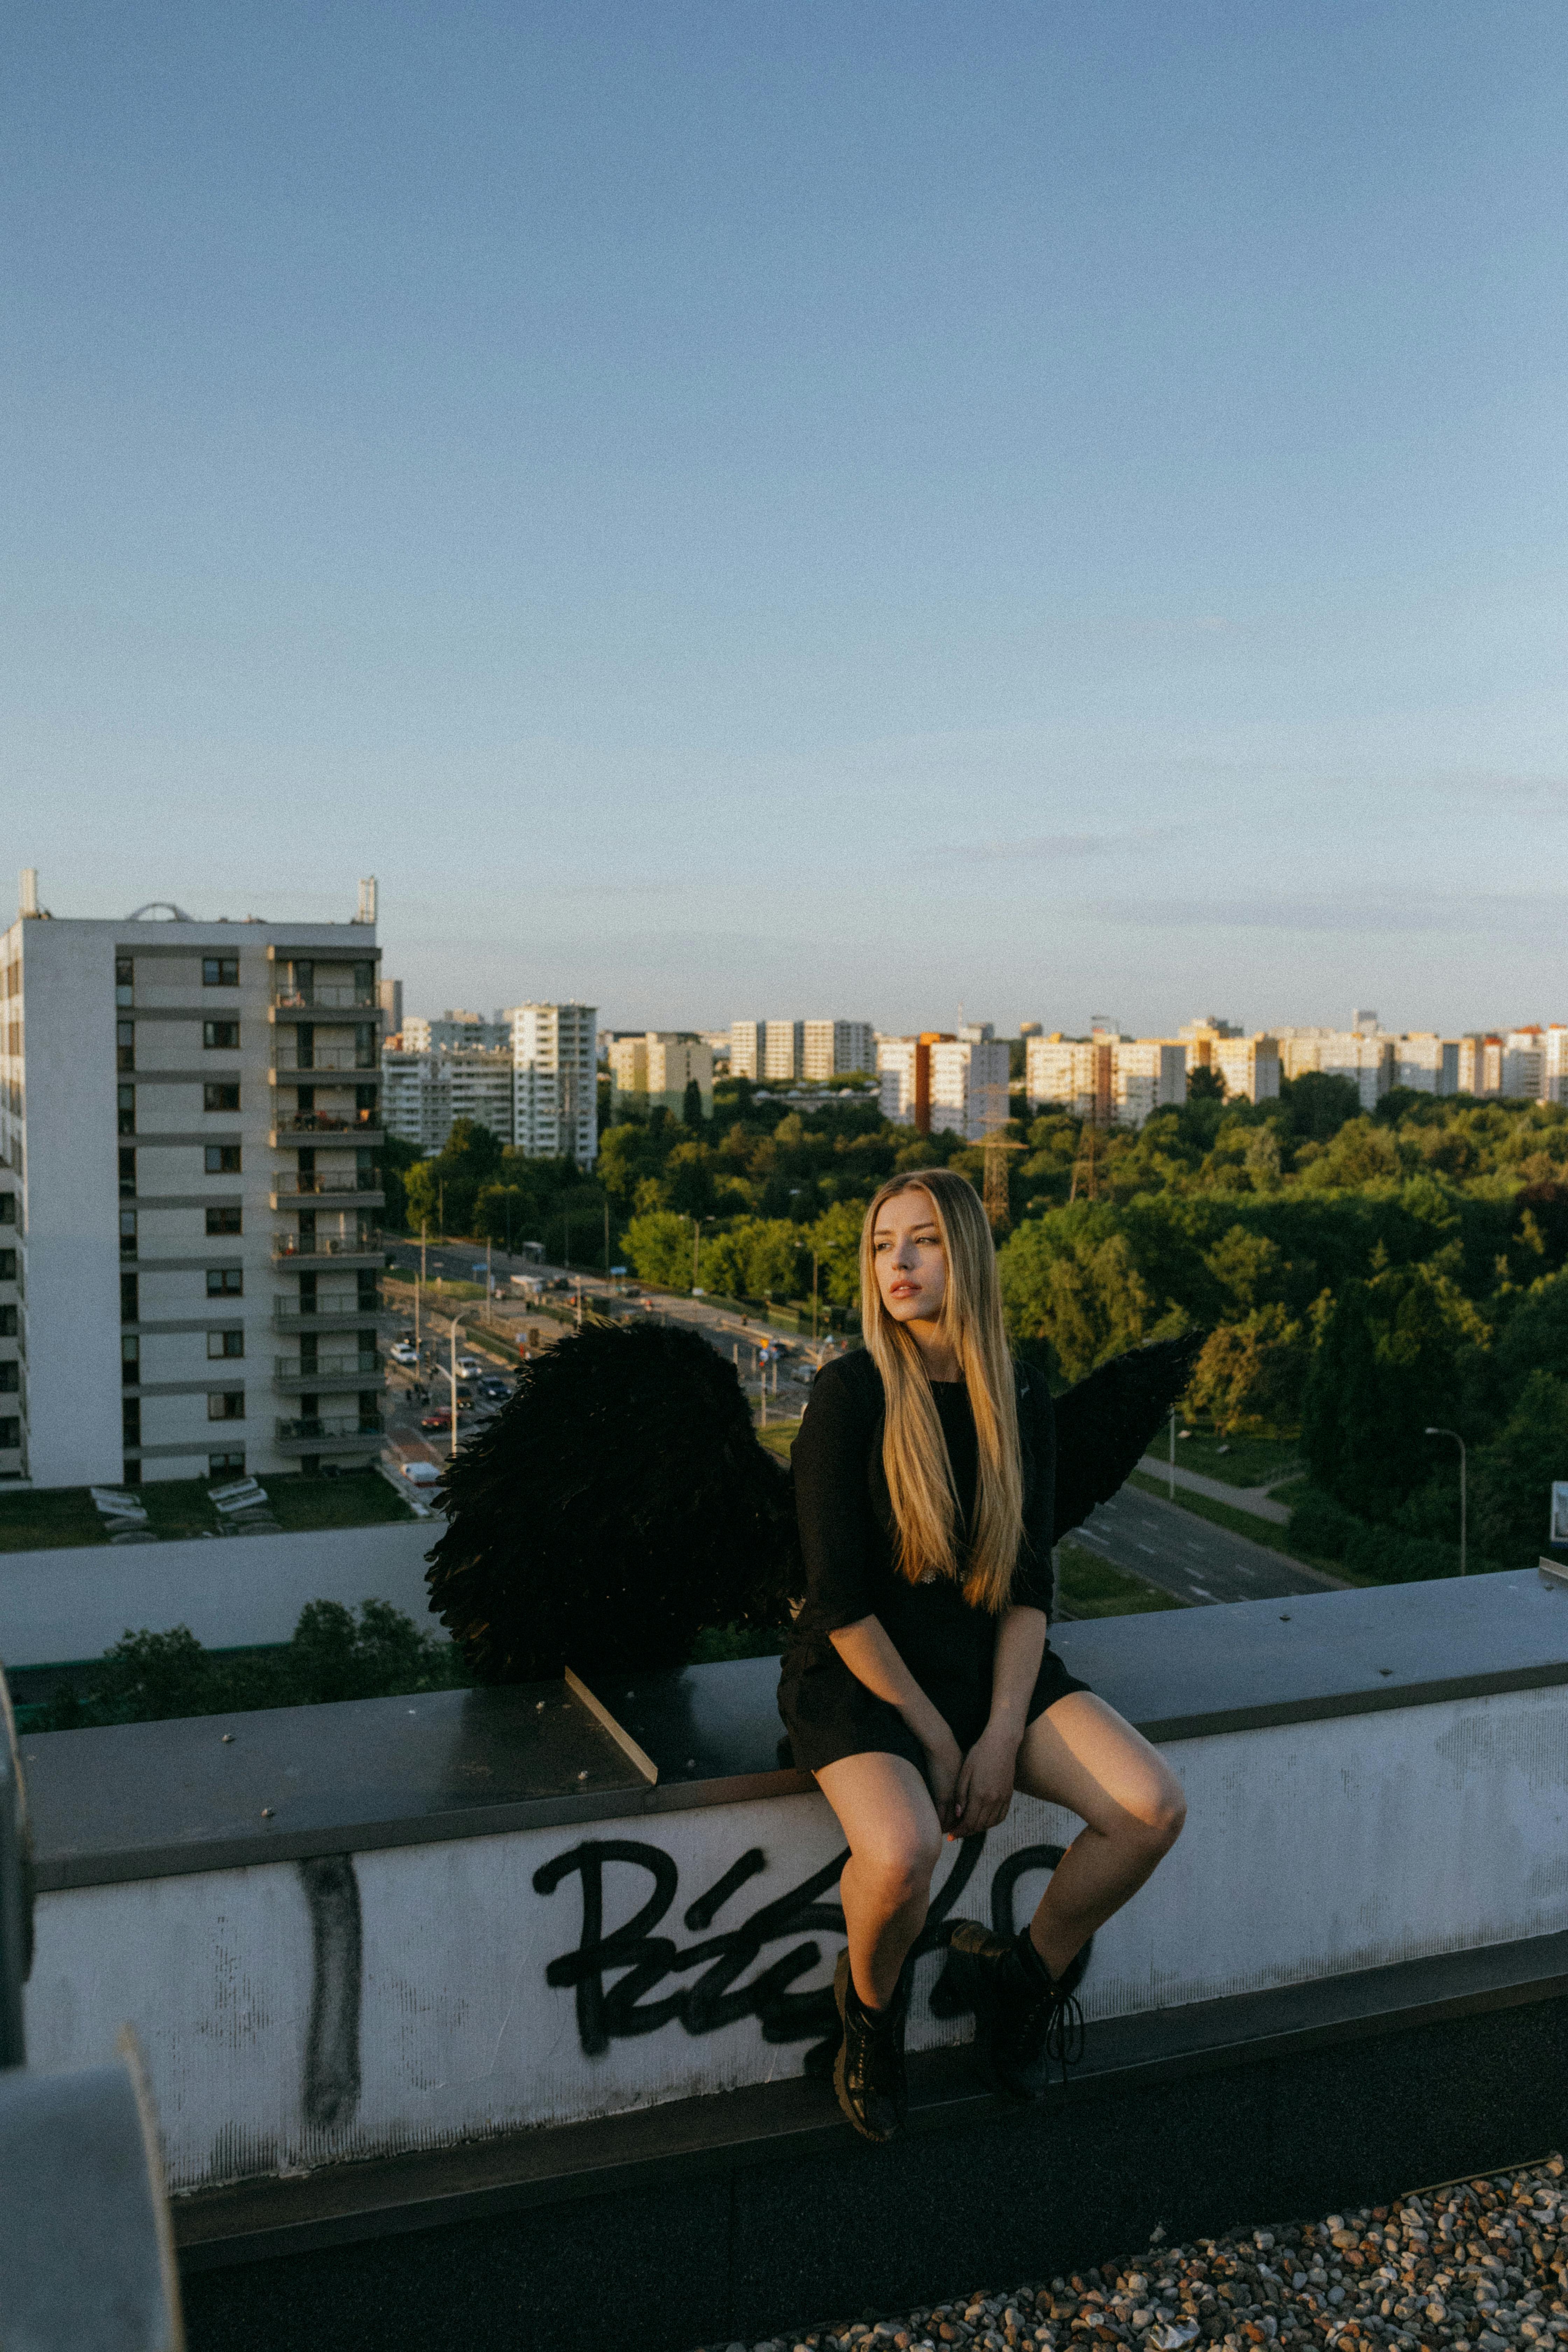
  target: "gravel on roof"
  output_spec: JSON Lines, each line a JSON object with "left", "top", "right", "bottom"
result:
{"left": 698, "top": 2151, "right": 1568, "bottom": 2352}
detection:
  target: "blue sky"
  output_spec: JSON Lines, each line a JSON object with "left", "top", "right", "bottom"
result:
{"left": 6, "top": 2, "right": 1567, "bottom": 1036}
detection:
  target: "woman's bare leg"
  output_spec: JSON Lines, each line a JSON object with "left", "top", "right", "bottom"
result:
{"left": 1013, "top": 1692, "right": 1186, "bottom": 1980}
{"left": 814, "top": 1751, "right": 944, "bottom": 2009}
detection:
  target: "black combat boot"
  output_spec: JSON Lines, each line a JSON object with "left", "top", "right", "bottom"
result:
{"left": 832, "top": 1948, "right": 910, "bottom": 2144}
{"left": 946, "top": 1922, "right": 1091, "bottom": 2100}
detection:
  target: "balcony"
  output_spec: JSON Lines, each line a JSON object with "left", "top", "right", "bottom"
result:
{"left": 272, "top": 1047, "right": 379, "bottom": 1076}
{"left": 270, "top": 1113, "right": 383, "bottom": 1142}
{"left": 270, "top": 1172, "right": 385, "bottom": 1203}
{"left": 272, "top": 1301, "right": 393, "bottom": 1330}
{"left": 273, "top": 1355, "right": 383, "bottom": 1392}
{"left": 273, "top": 1413, "right": 383, "bottom": 1452}
{"left": 271, "top": 986, "right": 377, "bottom": 1013}
{"left": 271, "top": 1231, "right": 384, "bottom": 1265}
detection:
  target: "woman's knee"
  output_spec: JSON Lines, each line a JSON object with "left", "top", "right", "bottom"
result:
{"left": 1133, "top": 1775, "right": 1187, "bottom": 1856}
{"left": 859, "top": 1825, "right": 941, "bottom": 1908}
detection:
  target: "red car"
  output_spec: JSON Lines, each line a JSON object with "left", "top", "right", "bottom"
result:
{"left": 419, "top": 1410, "right": 452, "bottom": 1432}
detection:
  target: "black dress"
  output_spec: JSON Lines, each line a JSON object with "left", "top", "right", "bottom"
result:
{"left": 778, "top": 1349, "right": 1090, "bottom": 1780}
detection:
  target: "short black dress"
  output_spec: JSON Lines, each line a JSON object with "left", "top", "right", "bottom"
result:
{"left": 778, "top": 1349, "right": 1090, "bottom": 1780}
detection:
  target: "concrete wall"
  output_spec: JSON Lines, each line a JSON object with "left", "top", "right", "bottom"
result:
{"left": 0, "top": 1521, "right": 434, "bottom": 1665}
{"left": 22, "top": 1679, "right": 1568, "bottom": 2194}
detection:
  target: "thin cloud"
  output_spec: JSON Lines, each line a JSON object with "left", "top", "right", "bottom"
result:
{"left": 1095, "top": 892, "right": 1568, "bottom": 935}
{"left": 945, "top": 825, "right": 1186, "bottom": 863}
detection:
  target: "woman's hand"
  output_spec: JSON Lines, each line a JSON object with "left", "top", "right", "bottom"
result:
{"left": 921, "top": 1725, "right": 965, "bottom": 1834}
{"left": 952, "top": 1721, "right": 1022, "bottom": 1836}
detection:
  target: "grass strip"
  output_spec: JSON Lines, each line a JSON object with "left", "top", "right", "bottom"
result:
{"left": 1055, "top": 1542, "right": 1185, "bottom": 1618}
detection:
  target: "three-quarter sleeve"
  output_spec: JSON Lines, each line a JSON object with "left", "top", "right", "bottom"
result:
{"left": 1011, "top": 1373, "right": 1057, "bottom": 1618}
{"left": 790, "top": 1357, "right": 881, "bottom": 1634}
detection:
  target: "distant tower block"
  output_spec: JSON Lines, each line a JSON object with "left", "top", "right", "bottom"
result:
{"left": 357, "top": 876, "right": 378, "bottom": 925}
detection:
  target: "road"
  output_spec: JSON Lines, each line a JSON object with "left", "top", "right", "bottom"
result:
{"left": 1069, "top": 1483, "right": 1342, "bottom": 1607}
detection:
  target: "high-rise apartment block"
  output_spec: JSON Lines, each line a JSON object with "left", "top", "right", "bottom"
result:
{"left": 1026, "top": 1034, "right": 1189, "bottom": 1125}
{"left": 878, "top": 1028, "right": 1008, "bottom": 1140}
{"left": 400, "top": 1011, "right": 510, "bottom": 1054}
{"left": 1275, "top": 1025, "right": 1394, "bottom": 1110}
{"left": 507, "top": 1003, "right": 597, "bottom": 1165}
{"left": 802, "top": 1020, "right": 875, "bottom": 1079}
{"left": 1393, "top": 1035, "right": 1461, "bottom": 1094}
{"left": 607, "top": 1033, "right": 714, "bottom": 1120}
{"left": 731, "top": 1017, "right": 870, "bottom": 1084}
{"left": 380, "top": 1047, "right": 514, "bottom": 1154}
{"left": 0, "top": 879, "right": 387, "bottom": 1490}
{"left": 376, "top": 976, "right": 402, "bottom": 1038}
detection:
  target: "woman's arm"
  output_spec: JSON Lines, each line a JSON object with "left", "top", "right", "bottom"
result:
{"left": 829, "top": 1616, "right": 965, "bottom": 1829}
{"left": 952, "top": 1604, "right": 1048, "bottom": 1834}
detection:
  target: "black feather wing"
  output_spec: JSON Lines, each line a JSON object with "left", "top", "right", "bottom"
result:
{"left": 1051, "top": 1329, "right": 1208, "bottom": 1543}
{"left": 425, "top": 1319, "right": 799, "bottom": 1684}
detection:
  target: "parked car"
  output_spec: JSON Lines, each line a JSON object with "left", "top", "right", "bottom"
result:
{"left": 419, "top": 1411, "right": 452, "bottom": 1432}
{"left": 389, "top": 1342, "right": 419, "bottom": 1367}
{"left": 400, "top": 1460, "right": 441, "bottom": 1486}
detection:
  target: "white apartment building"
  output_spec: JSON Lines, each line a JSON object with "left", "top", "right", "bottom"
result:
{"left": 508, "top": 1003, "right": 597, "bottom": 1166}
{"left": 878, "top": 1030, "right": 1009, "bottom": 1140}
{"left": 380, "top": 1047, "right": 514, "bottom": 1155}
{"left": 1546, "top": 1027, "right": 1568, "bottom": 1104}
{"left": 1393, "top": 1035, "right": 1461, "bottom": 1094}
{"left": 401, "top": 1010, "right": 510, "bottom": 1054}
{"left": 1502, "top": 1028, "right": 1547, "bottom": 1100}
{"left": 1025, "top": 1035, "right": 1188, "bottom": 1126}
{"left": 729, "top": 1020, "right": 808, "bottom": 1083}
{"left": 1208, "top": 1034, "right": 1280, "bottom": 1104}
{"left": 0, "top": 876, "right": 387, "bottom": 1490}
{"left": 376, "top": 977, "right": 402, "bottom": 1037}
{"left": 802, "top": 1020, "right": 875, "bottom": 1080}
{"left": 1457, "top": 1035, "right": 1504, "bottom": 1098}
{"left": 607, "top": 1033, "right": 714, "bottom": 1120}
{"left": 1276, "top": 1027, "right": 1394, "bottom": 1110}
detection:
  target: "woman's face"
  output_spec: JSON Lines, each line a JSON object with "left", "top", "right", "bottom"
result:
{"left": 872, "top": 1187, "right": 947, "bottom": 1326}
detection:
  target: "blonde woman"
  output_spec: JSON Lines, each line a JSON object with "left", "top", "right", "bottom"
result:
{"left": 777, "top": 1169, "right": 1187, "bottom": 2144}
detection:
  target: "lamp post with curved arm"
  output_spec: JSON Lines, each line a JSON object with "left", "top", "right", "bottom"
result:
{"left": 1424, "top": 1426, "right": 1467, "bottom": 1577}
{"left": 446, "top": 1306, "right": 478, "bottom": 1461}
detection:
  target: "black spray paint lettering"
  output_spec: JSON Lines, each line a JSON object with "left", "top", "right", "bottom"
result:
{"left": 532, "top": 1835, "right": 1064, "bottom": 2059}
{"left": 298, "top": 1853, "right": 363, "bottom": 2130}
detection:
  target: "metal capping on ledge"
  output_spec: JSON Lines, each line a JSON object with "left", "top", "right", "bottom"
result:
{"left": 17, "top": 1568, "right": 1568, "bottom": 1895}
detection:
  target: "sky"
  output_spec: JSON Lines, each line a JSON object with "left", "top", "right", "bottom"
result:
{"left": 6, "top": 1, "right": 1568, "bottom": 1038}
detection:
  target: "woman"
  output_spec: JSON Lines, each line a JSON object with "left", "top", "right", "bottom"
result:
{"left": 778, "top": 1169, "right": 1186, "bottom": 2143}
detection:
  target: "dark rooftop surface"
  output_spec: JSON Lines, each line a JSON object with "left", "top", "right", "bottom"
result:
{"left": 18, "top": 1568, "right": 1568, "bottom": 1890}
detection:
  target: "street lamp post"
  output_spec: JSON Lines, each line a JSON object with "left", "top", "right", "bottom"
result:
{"left": 447, "top": 1307, "right": 477, "bottom": 1461}
{"left": 1424, "top": 1426, "right": 1467, "bottom": 1576}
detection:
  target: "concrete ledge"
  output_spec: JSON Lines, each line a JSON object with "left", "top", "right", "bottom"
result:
{"left": 174, "top": 1923, "right": 1568, "bottom": 2270}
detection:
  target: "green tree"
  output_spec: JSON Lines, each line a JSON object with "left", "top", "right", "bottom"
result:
{"left": 1278, "top": 1070, "right": 1363, "bottom": 1142}
{"left": 1302, "top": 1264, "right": 1485, "bottom": 1517}
{"left": 999, "top": 1216, "right": 1157, "bottom": 1383}
{"left": 622, "top": 1209, "right": 694, "bottom": 1289}
{"left": 1186, "top": 1065, "right": 1226, "bottom": 1102}
{"left": 682, "top": 1076, "right": 704, "bottom": 1128}
{"left": 1469, "top": 1369, "right": 1568, "bottom": 1564}
{"left": 809, "top": 1199, "right": 868, "bottom": 1307}
{"left": 1188, "top": 1307, "right": 1307, "bottom": 1434}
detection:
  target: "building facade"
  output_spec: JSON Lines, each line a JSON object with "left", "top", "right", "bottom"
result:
{"left": 607, "top": 1033, "right": 715, "bottom": 1121}
{"left": 1025, "top": 1033, "right": 1188, "bottom": 1126}
{"left": 0, "top": 884, "right": 386, "bottom": 1490}
{"left": 380, "top": 1047, "right": 514, "bottom": 1155}
{"left": 879, "top": 1030, "right": 1008, "bottom": 1139}
{"left": 1276, "top": 1027, "right": 1394, "bottom": 1109}
{"left": 507, "top": 1003, "right": 597, "bottom": 1165}
{"left": 802, "top": 1020, "right": 875, "bottom": 1080}
{"left": 1393, "top": 1035, "right": 1461, "bottom": 1094}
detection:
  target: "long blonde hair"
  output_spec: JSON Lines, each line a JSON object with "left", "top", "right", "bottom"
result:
{"left": 859, "top": 1169, "right": 1024, "bottom": 1611}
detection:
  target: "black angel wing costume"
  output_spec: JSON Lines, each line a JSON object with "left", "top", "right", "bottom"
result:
{"left": 425, "top": 1321, "right": 1205, "bottom": 1682}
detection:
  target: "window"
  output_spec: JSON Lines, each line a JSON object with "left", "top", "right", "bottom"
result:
{"left": 209, "top": 1449, "right": 245, "bottom": 1473}
{"left": 117, "top": 1020, "right": 135, "bottom": 1072}
{"left": 207, "top": 1391, "right": 245, "bottom": 1421}
{"left": 203, "top": 957, "right": 239, "bottom": 988}
{"left": 119, "top": 1147, "right": 136, "bottom": 1197}
{"left": 203, "top": 1021, "right": 240, "bottom": 1050}
{"left": 356, "top": 1274, "right": 379, "bottom": 1310}
{"left": 122, "top": 1458, "right": 142, "bottom": 1486}
{"left": 355, "top": 1084, "right": 377, "bottom": 1119}
{"left": 121, "top": 1334, "right": 139, "bottom": 1385}
{"left": 120, "top": 1271, "right": 139, "bottom": 1320}
{"left": 205, "top": 1268, "right": 243, "bottom": 1297}
{"left": 0, "top": 1254, "right": 12, "bottom": 1285}
{"left": 0, "top": 1420, "right": 18, "bottom": 1451}
{"left": 122, "top": 1398, "right": 141, "bottom": 1446}
{"left": 354, "top": 1023, "right": 377, "bottom": 1069}
{"left": 354, "top": 961, "right": 374, "bottom": 997}
{"left": 203, "top": 1082, "right": 240, "bottom": 1112}
{"left": 119, "top": 1207, "right": 138, "bottom": 1258}
{"left": 0, "top": 1307, "right": 14, "bottom": 1337}
{"left": 0, "top": 1363, "right": 17, "bottom": 1394}
{"left": 0, "top": 1196, "right": 13, "bottom": 1224}
{"left": 118, "top": 1083, "right": 136, "bottom": 1136}
{"left": 207, "top": 1329, "right": 244, "bottom": 1359}
{"left": 204, "top": 1144, "right": 241, "bottom": 1174}
{"left": 115, "top": 955, "right": 133, "bottom": 1009}
{"left": 205, "top": 1205, "right": 242, "bottom": 1236}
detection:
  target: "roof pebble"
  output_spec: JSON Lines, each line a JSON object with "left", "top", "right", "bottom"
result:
{"left": 694, "top": 2152, "right": 1568, "bottom": 2352}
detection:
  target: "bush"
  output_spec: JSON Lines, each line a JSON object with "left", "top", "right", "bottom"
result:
{"left": 37, "top": 1600, "right": 467, "bottom": 1730}
{"left": 1342, "top": 1523, "right": 1466, "bottom": 1584}
{"left": 1287, "top": 1485, "right": 1362, "bottom": 1561}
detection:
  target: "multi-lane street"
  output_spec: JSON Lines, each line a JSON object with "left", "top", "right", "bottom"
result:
{"left": 1068, "top": 1482, "right": 1343, "bottom": 1606}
